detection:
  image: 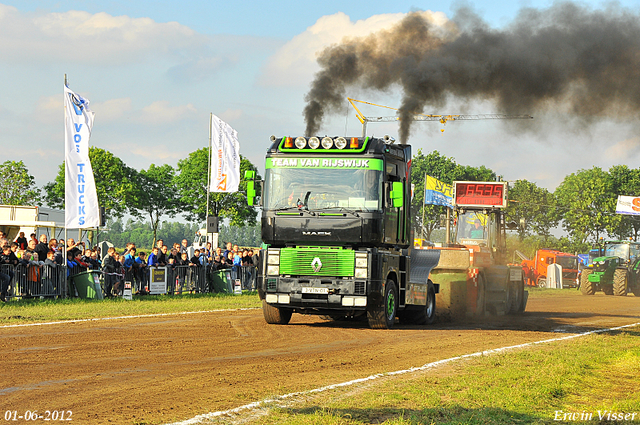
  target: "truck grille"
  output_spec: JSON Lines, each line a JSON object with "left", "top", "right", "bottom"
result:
{"left": 354, "top": 281, "right": 366, "bottom": 295}
{"left": 280, "top": 248, "right": 355, "bottom": 277}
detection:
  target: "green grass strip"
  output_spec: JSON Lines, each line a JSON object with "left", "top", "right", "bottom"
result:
{"left": 0, "top": 292, "right": 261, "bottom": 325}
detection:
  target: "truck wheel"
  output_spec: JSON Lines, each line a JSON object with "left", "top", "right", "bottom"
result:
{"left": 613, "top": 269, "right": 628, "bottom": 296}
{"left": 367, "top": 280, "right": 397, "bottom": 329}
{"left": 537, "top": 277, "right": 546, "bottom": 288}
{"left": 580, "top": 270, "right": 595, "bottom": 295}
{"left": 262, "top": 299, "right": 293, "bottom": 325}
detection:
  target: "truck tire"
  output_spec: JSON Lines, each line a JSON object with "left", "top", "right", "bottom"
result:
{"left": 613, "top": 269, "right": 628, "bottom": 296}
{"left": 537, "top": 277, "right": 546, "bottom": 288}
{"left": 367, "top": 279, "right": 397, "bottom": 329}
{"left": 262, "top": 300, "right": 293, "bottom": 325}
{"left": 580, "top": 270, "right": 595, "bottom": 295}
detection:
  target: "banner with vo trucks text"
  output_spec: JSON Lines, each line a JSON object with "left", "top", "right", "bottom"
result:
{"left": 64, "top": 85, "right": 100, "bottom": 228}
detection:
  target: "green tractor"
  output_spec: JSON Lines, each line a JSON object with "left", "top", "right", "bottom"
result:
{"left": 580, "top": 240, "right": 640, "bottom": 296}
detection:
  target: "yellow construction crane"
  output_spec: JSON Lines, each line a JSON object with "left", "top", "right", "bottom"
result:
{"left": 347, "top": 98, "right": 533, "bottom": 137}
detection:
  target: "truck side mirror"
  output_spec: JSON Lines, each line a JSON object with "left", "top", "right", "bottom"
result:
{"left": 391, "top": 181, "right": 404, "bottom": 208}
{"left": 244, "top": 170, "right": 256, "bottom": 206}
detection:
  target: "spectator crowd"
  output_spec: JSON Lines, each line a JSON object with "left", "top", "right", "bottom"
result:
{"left": 0, "top": 230, "right": 259, "bottom": 301}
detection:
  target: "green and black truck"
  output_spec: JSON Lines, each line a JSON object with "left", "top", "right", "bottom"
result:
{"left": 245, "top": 135, "right": 440, "bottom": 329}
{"left": 580, "top": 240, "right": 640, "bottom": 296}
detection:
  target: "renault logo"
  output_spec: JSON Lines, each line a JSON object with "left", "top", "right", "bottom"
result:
{"left": 311, "top": 257, "right": 322, "bottom": 272}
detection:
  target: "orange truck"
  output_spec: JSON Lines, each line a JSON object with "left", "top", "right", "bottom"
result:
{"left": 517, "top": 249, "right": 580, "bottom": 288}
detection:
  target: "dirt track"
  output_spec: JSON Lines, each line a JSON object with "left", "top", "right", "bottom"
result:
{"left": 1, "top": 291, "right": 639, "bottom": 424}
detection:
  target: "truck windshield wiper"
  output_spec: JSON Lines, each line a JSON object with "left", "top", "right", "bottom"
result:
{"left": 271, "top": 206, "right": 316, "bottom": 216}
{"left": 312, "top": 206, "right": 360, "bottom": 217}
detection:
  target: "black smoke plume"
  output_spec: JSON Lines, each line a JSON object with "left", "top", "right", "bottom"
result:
{"left": 303, "top": 2, "right": 640, "bottom": 142}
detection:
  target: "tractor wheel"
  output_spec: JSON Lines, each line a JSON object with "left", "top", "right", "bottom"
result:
{"left": 262, "top": 299, "right": 293, "bottom": 324}
{"left": 475, "top": 273, "right": 486, "bottom": 315}
{"left": 367, "top": 279, "right": 397, "bottom": 329}
{"left": 509, "top": 277, "right": 525, "bottom": 314}
{"left": 613, "top": 269, "right": 629, "bottom": 296}
{"left": 631, "top": 285, "right": 640, "bottom": 297}
{"left": 580, "top": 270, "right": 595, "bottom": 295}
{"left": 537, "top": 277, "right": 547, "bottom": 288}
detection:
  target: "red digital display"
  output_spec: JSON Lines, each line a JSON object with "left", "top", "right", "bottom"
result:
{"left": 454, "top": 182, "right": 507, "bottom": 208}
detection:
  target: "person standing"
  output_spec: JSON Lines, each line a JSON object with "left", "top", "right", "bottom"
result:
{"left": 15, "top": 232, "right": 28, "bottom": 250}
{"left": 34, "top": 234, "right": 50, "bottom": 265}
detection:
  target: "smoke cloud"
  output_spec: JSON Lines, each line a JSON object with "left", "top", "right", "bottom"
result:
{"left": 303, "top": 2, "right": 640, "bottom": 142}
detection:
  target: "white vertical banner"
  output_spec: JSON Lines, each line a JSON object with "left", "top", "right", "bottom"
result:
{"left": 64, "top": 84, "right": 100, "bottom": 228}
{"left": 210, "top": 114, "right": 240, "bottom": 193}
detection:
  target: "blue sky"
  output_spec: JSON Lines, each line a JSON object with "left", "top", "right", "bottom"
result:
{"left": 2, "top": 0, "right": 640, "bottom": 195}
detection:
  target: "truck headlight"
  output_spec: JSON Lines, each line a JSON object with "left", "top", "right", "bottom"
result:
{"left": 267, "top": 250, "right": 280, "bottom": 265}
{"left": 267, "top": 265, "right": 280, "bottom": 276}
{"left": 355, "top": 268, "right": 368, "bottom": 278}
{"left": 355, "top": 252, "right": 368, "bottom": 277}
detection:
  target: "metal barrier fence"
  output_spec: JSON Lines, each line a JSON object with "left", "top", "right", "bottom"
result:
{"left": 0, "top": 263, "right": 258, "bottom": 300}
{"left": 0, "top": 263, "right": 68, "bottom": 299}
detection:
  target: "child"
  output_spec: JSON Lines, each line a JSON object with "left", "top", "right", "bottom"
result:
{"left": 102, "top": 247, "right": 118, "bottom": 297}
{"left": 42, "top": 251, "right": 57, "bottom": 297}
{"left": 135, "top": 251, "right": 148, "bottom": 288}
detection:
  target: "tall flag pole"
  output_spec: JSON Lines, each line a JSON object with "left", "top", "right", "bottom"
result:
{"left": 206, "top": 113, "right": 212, "bottom": 220}
{"left": 64, "top": 79, "right": 99, "bottom": 229}
{"left": 209, "top": 114, "right": 240, "bottom": 193}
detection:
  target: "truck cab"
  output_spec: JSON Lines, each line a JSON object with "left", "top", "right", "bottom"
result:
{"left": 248, "top": 135, "right": 440, "bottom": 329}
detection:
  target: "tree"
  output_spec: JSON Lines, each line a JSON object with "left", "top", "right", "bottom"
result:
{"left": 131, "top": 164, "right": 180, "bottom": 246}
{"left": 0, "top": 160, "right": 41, "bottom": 205}
{"left": 554, "top": 167, "right": 617, "bottom": 244}
{"left": 505, "top": 179, "right": 559, "bottom": 242}
{"left": 608, "top": 165, "right": 640, "bottom": 241}
{"left": 43, "top": 147, "right": 137, "bottom": 217}
{"left": 174, "top": 147, "right": 260, "bottom": 226}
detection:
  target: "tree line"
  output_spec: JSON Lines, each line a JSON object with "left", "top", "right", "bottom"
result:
{"left": 2, "top": 148, "right": 639, "bottom": 256}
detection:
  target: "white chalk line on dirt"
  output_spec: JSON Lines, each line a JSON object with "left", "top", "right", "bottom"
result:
{"left": 166, "top": 321, "right": 640, "bottom": 425}
{"left": 0, "top": 308, "right": 259, "bottom": 329}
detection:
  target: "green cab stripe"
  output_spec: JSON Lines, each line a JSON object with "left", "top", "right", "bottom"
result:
{"left": 266, "top": 157, "right": 383, "bottom": 170}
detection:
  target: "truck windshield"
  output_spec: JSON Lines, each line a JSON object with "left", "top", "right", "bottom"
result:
{"left": 556, "top": 256, "right": 578, "bottom": 270}
{"left": 264, "top": 167, "right": 382, "bottom": 212}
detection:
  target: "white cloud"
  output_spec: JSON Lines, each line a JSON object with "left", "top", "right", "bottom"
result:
{"left": 92, "top": 98, "right": 133, "bottom": 123}
{"left": 0, "top": 5, "right": 207, "bottom": 65}
{"left": 259, "top": 11, "right": 450, "bottom": 87}
{"left": 139, "top": 100, "right": 198, "bottom": 124}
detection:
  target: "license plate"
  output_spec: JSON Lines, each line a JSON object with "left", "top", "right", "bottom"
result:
{"left": 302, "top": 287, "right": 329, "bottom": 294}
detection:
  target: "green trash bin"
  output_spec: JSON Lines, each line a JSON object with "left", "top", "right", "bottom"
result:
{"left": 210, "top": 269, "right": 233, "bottom": 293}
{"left": 71, "top": 271, "right": 104, "bottom": 300}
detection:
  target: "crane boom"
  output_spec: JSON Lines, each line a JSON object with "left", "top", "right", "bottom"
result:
{"left": 347, "top": 98, "right": 533, "bottom": 137}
